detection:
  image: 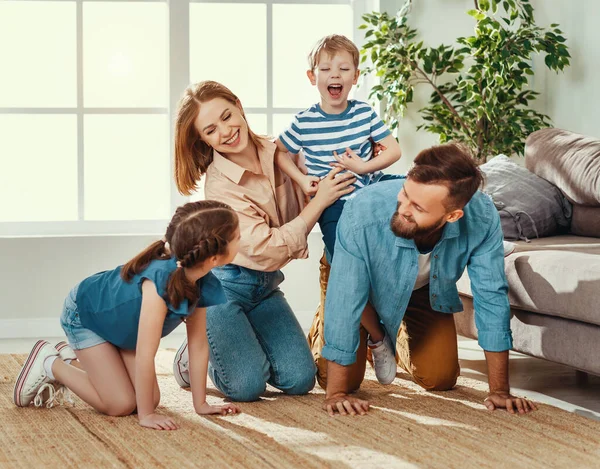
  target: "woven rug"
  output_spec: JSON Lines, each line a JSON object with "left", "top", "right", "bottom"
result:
{"left": 1, "top": 350, "right": 599, "bottom": 469}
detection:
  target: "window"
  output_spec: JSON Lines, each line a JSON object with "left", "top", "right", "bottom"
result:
{"left": 0, "top": 0, "right": 377, "bottom": 236}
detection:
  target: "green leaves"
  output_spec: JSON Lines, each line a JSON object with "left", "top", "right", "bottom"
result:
{"left": 467, "top": 9, "right": 486, "bottom": 21}
{"left": 358, "top": 0, "right": 570, "bottom": 162}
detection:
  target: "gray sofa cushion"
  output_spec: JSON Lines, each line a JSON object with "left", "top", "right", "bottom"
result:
{"left": 525, "top": 128, "right": 600, "bottom": 206}
{"left": 480, "top": 155, "right": 572, "bottom": 241}
{"left": 457, "top": 235, "right": 600, "bottom": 326}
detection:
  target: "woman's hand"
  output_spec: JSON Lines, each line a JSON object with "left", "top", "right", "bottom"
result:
{"left": 139, "top": 413, "right": 179, "bottom": 430}
{"left": 196, "top": 402, "right": 242, "bottom": 416}
{"left": 372, "top": 141, "right": 387, "bottom": 157}
{"left": 312, "top": 167, "right": 356, "bottom": 208}
{"left": 299, "top": 174, "right": 321, "bottom": 196}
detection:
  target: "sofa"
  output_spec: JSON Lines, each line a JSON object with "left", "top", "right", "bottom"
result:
{"left": 454, "top": 128, "right": 600, "bottom": 376}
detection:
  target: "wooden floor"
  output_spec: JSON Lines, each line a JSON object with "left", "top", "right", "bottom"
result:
{"left": 2, "top": 335, "right": 598, "bottom": 421}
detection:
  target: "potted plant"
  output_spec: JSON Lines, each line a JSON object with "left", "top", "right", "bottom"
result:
{"left": 360, "top": 0, "right": 570, "bottom": 162}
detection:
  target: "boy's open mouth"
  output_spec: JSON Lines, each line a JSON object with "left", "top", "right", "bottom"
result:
{"left": 327, "top": 84, "right": 343, "bottom": 99}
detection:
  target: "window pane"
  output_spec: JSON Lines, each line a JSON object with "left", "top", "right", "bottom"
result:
{"left": 246, "top": 113, "right": 268, "bottom": 137}
{"left": 84, "top": 115, "right": 170, "bottom": 220}
{"left": 189, "top": 185, "right": 205, "bottom": 203}
{"left": 273, "top": 5, "right": 353, "bottom": 108}
{"left": 190, "top": 3, "right": 267, "bottom": 108}
{"left": 0, "top": 1, "right": 76, "bottom": 107}
{"left": 83, "top": 2, "right": 167, "bottom": 107}
{"left": 273, "top": 114, "right": 297, "bottom": 139}
{"left": 0, "top": 115, "right": 77, "bottom": 222}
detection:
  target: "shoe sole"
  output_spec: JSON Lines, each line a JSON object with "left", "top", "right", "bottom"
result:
{"left": 13, "top": 340, "right": 47, "bottom": 407}
{"left": 377, "top": 370, "right": 397, "bottom": 385}
{"left": 173, "top": 342, "right": 190, "bottom": 388}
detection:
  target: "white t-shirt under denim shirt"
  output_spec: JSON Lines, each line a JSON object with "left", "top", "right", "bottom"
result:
{"left": 413, "top": 252, "right": 432, "bottom": 290}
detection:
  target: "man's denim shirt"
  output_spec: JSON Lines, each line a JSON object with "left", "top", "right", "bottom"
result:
{"left": 322, "top": 178, "right": 513, "bottom": 366}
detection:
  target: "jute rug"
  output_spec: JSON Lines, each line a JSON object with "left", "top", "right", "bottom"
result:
{"left": 1, "top": 350, "right": 599, "bottom": 469}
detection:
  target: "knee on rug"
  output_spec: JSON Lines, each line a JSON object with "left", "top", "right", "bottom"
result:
{"left": 223, "top": 376, "right": 267, "bottom": 402}
{"left": 281, "top": 361, "right": 317, "bottom": 395}
{"left": 285, "top": 373, "right": 316, "bottom": 396}
{"left": 106, "top": 396, "right": 137, "bottom": 417}
{"left": 412, "top": 367, "right": 459, "bottom": 391}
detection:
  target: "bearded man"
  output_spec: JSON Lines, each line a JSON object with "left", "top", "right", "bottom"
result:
{"left": 317, "top": 143, "right": 537, "bottom": 416}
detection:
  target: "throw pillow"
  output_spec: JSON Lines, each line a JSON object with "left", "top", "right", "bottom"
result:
{"left": 480, "top": 155, "right": 572, "bottom": 241}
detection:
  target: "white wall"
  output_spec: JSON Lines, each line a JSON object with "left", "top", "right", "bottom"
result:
{"left": 381, "top": 0, "right": 600, "bottom": 176}
{"left": 0, "top": 233, "right": 324, "bottom": 337}
{"left": 1, "top": 0, "right": 597, "bottom": 338}
{"left": 530, "top": 0, "right": 600, "bottom": 138}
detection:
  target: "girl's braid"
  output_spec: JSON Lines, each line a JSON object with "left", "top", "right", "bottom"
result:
{"left": 179, "top": 235, "right": 225, "bottom": 268}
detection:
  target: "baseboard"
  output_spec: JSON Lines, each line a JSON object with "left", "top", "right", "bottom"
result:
{"left": 0, "top": 311, "right": 316, "bottom": 340}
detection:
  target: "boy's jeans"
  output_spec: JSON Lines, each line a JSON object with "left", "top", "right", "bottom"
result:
{"left": 207, "top": 265, "right": 316, "bottom": 401}
{"left": 318, "top": 174, "right": 404, "bottom": 259}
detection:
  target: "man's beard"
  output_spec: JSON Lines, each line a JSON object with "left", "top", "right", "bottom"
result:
{"left": 390, "top": 202, "right": 446, "bottom": 240}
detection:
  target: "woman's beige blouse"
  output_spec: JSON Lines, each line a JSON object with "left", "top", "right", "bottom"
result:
{"left": 204, "top": 139, "right": 309, "bottom": 272}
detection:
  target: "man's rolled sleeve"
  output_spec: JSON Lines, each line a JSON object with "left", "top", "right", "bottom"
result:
{"left": 322, "top": 210, "right": 370, "bottom": 365}
{"left": 467, "top": 211, "right": 513, "bottom": 352}
{"left": 477, "top": 330, "right": 513, "bottom": 352}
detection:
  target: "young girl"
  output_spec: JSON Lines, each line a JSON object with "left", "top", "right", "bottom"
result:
{"left": 14, "top": 200, "right": 241, "bottom": 430}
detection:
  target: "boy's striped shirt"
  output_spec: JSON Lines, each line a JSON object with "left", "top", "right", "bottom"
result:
{"left": 278, "top": 100, "right": 391, "bottom": 197}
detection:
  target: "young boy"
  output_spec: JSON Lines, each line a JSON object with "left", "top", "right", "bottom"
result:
{"left": 275, "top": 34, "right": 402, "bottom": 385}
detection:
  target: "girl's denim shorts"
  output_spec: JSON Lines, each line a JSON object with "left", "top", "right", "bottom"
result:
{"left": 60, "top": 283, "right": 107, "bottom": 351}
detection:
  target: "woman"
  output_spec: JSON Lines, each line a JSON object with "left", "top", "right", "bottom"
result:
{"left": 171, "top": 81, "right": 356, "bottom": 401}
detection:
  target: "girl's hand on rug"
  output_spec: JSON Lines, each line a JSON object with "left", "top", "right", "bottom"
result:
{"left": 484, "top": 392, "right": 538, "bottom": 414}
{"left": 323, "top": 394, "right": 370, "bottom": 417}
{"left": 197, "top": 402, "right": 241, "bottom": 416}
{"left": 139, "top": 413, "right": 179, "bottom": 430}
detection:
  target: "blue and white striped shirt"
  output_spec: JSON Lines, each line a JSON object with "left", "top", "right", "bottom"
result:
{"left": 278, "top": 100, "right": 391, "bottom": 197}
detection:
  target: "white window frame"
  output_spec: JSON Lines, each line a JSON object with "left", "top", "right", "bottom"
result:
{"left": 0, "top": 0, "right": 378, "bottom": 237}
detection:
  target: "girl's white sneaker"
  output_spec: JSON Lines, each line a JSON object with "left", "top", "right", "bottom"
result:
{"left": 54, "top": 341, "right": 77, "bottom": 362}
{"left": 173, "top": 339, "right": 190, "bottom": 388}
{"left": 13, "top": 340, "right": 59, "bottom": 407}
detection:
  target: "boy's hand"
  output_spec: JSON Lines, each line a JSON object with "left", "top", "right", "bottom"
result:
{"left": 331, "top": 148, "right": 369, "bottom": 175}
{"left": 300, "top": 175, "right": 320, "bottom": 196}
{"left": 196, "top": 402, "right": 241, "bottom": 416}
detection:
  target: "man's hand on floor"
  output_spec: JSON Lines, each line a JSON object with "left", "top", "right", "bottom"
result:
{"left": 484, "top": 392, "right": 538, "bottom": 414}
{"left": 323, "top": 393, "right": 370, "bottom": 416}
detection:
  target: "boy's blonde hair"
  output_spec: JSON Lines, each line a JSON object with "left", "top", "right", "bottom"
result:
{"left": 308, "top": 34, "right": 359, "bottom": 71}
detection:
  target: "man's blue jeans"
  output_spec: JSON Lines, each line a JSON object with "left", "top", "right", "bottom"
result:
{"left": 207, "top": 265, "right": 316, "bottom": 401}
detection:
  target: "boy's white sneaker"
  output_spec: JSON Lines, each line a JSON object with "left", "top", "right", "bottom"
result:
{"left": 369, "top": 334, "right": 397, "bottom": 385}
{"left": 13, "top": 340, "right": 59, "bottom": 407}
{"left": 173, "top": 339, "right": 190, "bottom": 388}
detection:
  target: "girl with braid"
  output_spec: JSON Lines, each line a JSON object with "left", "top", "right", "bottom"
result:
{"left": 14, "top": 200, "right": 241, "bottom": 430}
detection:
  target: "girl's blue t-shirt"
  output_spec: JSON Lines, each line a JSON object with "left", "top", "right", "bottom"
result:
{"left": 75, "top": 257, "right": 227, "bottom": 350}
